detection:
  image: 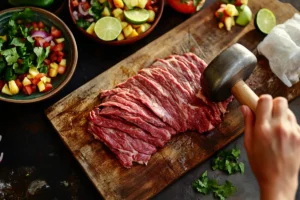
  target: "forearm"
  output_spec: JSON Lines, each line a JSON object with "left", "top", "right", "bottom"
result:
{"left": 260, "top": 181, "right": 298, "bottom": 200}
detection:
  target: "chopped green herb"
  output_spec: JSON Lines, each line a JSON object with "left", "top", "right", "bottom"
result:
{"left": 212, "top": 148, "right": 245, "bottom": 175}
{"left": 11, "top": 8, "right": 34, "bottom": 21}
{"left": 1, "top": 47, "right": 19, "bottom": 65}
{"left": 0, "top": 38, "right": 4, "bottom": 51}
{"left": 76, "top": 18, "right": 91, "bottom": 29}
{"left": 33, "top": 46, "right": 50, "bottom": 69}
{"left": 10, "top": 38, "right": 25, "bottom": 47}
{"left": 4, "top": 67, "right": 16, "bottom": 81}
{"left": 193, "top": 171, "right": 237, "bottom": 200}
{"left": 91, "top": 1, "right": 104, "bottom": 20}
{"left": 26, "top": 36, "right": 34, "bottom": 44}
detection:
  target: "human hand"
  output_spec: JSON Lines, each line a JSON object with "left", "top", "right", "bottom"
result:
{"left": 241, "top": 94, "right": 300, "bottom": 200}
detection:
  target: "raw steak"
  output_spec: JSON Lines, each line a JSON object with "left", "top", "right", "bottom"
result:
{"left": 88, "top": 53, "right": 232, "bottom": 168}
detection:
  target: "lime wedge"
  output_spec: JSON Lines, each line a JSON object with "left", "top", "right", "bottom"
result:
{"left": 94, "top": 17, "right": 122, "bottom": 41}
{"left": 255, "top": 8, "right": 276, "bottom": 34}
{"left": 124, "top": 9, "right": 150, "bottom": 25}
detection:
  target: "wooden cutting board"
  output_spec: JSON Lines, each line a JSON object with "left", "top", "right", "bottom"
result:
{"left": 46, "top": 1, "right": 300, "bottom": 199}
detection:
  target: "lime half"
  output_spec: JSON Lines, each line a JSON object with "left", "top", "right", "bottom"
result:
{"left": 94, "top": 17, "right": 122, "bottom": 41}
{"left": 124, "top": 9, "right": 150, "bottom": 25}
{"left": 255, "top": 8, "right": 276, "bottom": 34}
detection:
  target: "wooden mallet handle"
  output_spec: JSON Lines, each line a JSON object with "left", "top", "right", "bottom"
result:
{"left": 231, "top": 80, "right": 259, "bottom": 112}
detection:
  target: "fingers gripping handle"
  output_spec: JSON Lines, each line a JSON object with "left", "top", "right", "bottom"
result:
{"left": 231, "top": 80, "right": 259, "bottom": 112}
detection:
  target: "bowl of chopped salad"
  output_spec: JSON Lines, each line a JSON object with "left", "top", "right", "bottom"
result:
{"left": 0, "top": 7, "right": 78, "bottom": 103}
{"left": 69, "top": 0, "right": 164, "bottom": 45}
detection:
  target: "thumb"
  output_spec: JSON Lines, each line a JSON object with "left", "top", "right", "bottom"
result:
{"left": 241, "top": 105, "right": 255, "bottom": 151}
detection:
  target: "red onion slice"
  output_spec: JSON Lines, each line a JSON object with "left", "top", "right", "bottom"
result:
{"left": 50, "top": 40, "right": 55, "bottom": 46}
{"left": 44, "top": 36, "right": 53, "bottom": 43}
{"left": 73, "top": 11, "right": 79, "bottom": 21}
{"left": 31, "top": 30, "right": 48, "bottom": 38}
{"left": 78, "top": 3, "right": 89, "bottom": 16}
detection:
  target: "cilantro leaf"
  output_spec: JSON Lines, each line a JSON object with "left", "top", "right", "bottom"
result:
{"left": 26, "top": 36, "right": 35, "bottom": 45}
{"left": 0, "top": 38, "right": 4, "bottom": 51}
{"left": 33, "top": 46, "right": 50, "bottom": 69}
{"left": 4, "top": 67, "right": 16, "bottom": 81}
{"left": 212, "top": 148, "right": 244, "bottom": 175}
{"left": 193, "top": 171, "right": 237, "bottom": 200}
{"left": 11, "top": 8, "right": 33, "bottom": 21}
{"left": 76, "top": 18, "right": 91, "bottom": 29}
{"left": 10, "top": 38, "right": 25, "bottom": 47}
{"left": 192, "top": 171, "right": 210, "bottom": 194}
{"left": 1, "top": 47, "right": 19, "bottom": 65}
{"left": 0, "top": 58, "right": 6, "bottom": 75}
{"left": 90, "top": 1, "right": 104, "bottom": 20}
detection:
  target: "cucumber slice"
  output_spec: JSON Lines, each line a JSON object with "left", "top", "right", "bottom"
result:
{"left": 123, "top": 0, "right": 133, "bottom": 9}
{"left": 124, "top": 9, "right": 149, "bottom": 25}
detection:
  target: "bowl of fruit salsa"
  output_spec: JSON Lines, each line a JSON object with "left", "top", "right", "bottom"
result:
{"left": 69, "top": 0, "right": 164, "bottom": 45}
{"left": 0, "top": 7, "right": 78, "bottom": 103}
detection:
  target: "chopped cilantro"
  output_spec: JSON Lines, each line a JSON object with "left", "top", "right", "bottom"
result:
{"left": 1, "top": 47, "right": 19, "bottom": 65}
{"left": 26, "top": 36, "right": 35, "bottom": 44}
{"left": 212, "top": 148, "right": 245, "bottom": 175}
{"left": 10, "top": 38, "right": 25, "bottom": 47}
{"left": 0, "top": 38, "right": 4, "bottom": 51}
{"left": 193, "top": 171, "right": 236, "bottom": 200}
{"left": 39, "top": 64, "right": 48, "bottom": 74}
{"left": 33, "top": 46, "right": 50, "bottom": 69}
{"left": 4, "top": 67, "right": 16, "bottom": 81}
{"left": 91, "top": 1, "right": 104, "bottom": 20}
{"left": 76, "top": 18, "right": 91, "bottom": 29}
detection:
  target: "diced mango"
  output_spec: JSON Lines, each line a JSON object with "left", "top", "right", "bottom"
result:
{"left": 0, "top": 35, "right": 7, "bottom": 42}
{"left": 117, "top": 33, "right": 125, "bottom": 41}
{"left": 37, "top": 80, "right": 46, "bottom": 92}
{"left": 113, "top": 0, "right": 124, "bottom": 8}
{"left": 55, "top": 38, "right": 65, "bottom": 43}
{"left": 112, "top": 8, "right": 123, "bottom": 18}
{"left": 121, "top": 22, "right": 128, "bottom": 29}
{"left": 29, "top": 67, "right": 39, "bottom": 77}
{"left": 132, "top": 24, "right": 141, "bottom": 28}
{"left": 1, "top": 84, "right": 12, "bottom": 96}
{"left": 128, "top": 29, "right": 138, "bottom": 38}
{"left": 40, "top": 76, "right": 51, "bottom": 83}
{"left": 218, "top": 22, "right": 224, "bottom": 29}
{"left": 102, "top": 7, "right": 111, "bottom": 16}
{"left": 225, "top": 4, "right": 239, "bottom": 17}
{"left": 86, "top": 22, "right": 95, "bottom": 34}
{"left": 8, "top": 80, "right": 19, "bottom": 95}
{"left": 22, "top": 77, "right": 32, "bottom": 86}
{"left": 147, "top": 10, "right": 155, "bottom": 23}
{"left": 49, "top": 63, "right": 58, "bottom": 77}
{"left": 59, "top": 59, "right": 67, "bottom": 67}
{"left": 123, "top": 25, "right": 133, "bottom": 38}
{"left": 50, "top": 62, "right": 58, "bottom": 70}
{"left": 137, "top": 24, "right": 146, "bottom": 34}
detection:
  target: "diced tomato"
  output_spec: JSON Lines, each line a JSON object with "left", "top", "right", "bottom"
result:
{"left": 31, "top": 85, "right": 37, "bottom": 92}
{"left": 215, "top": 7, "right": 227, "bottom": 22}
{"left": 44, "top": 59, "right": 50, "bottom": 65}
{"left": 81, "top": 2, "right": 90, "bottom": 11}
{"left": 57, "top": 65, "right": 66, "bottom": 75}
{"left": 50, "top": 52, "right": 58, "bottom": 62}
{"left": 146, "top": 0, "right": 152, "bottom": 10}
{"left": 35, "top": 37, "right": 45, "bottom": 47}
{"left": 53, "top": 43, "right": 64, "bottom": 52}
{"left": 18, "top": 73, "right": 28, "bottom": 81}
{"left": 17, "top": 59, "right": 23, "bottom": 65}
{"left": 57, "top": 56, "right": 63, "bottom": 63}
{"left": 72, "top": 0, "right": 79, "bottom": 7}
{"left": 23, "top": 85, "right": 33, "bottom": 95}
{"left": 32, "top": 73, "right": 45, "bottom": 85}
{"left": 153, "top": 5, "right": 159, "bottom": 12}
{"left": 38, "top": 21, "right": 45, "bottom": 29}
{"left": 44, "top": 83, "right": 53, "bottom": 92}
{"left": 15, "top": 79, "right": 23, "bottom": 89}
{"left": 32, "top": 22, "right": 38, "bottom": 29}
{"left": 0, "top": 80, "right": 4, "bottom": 90}
{"left": 43, "top": 42, "right": 50, "bottom": 48}
{"left": 57, "top": 51, "right": 64, "bottom": 57}
{"left": 51, "top": 26, "right": 62, "bottom": 38}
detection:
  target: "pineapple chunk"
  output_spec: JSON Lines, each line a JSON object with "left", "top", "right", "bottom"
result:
{"left": 117, "top": 33, "right": 125, "bottom": 41}
{"left": 41, "top": 76, "right": 51, "bottom": 83}
{"left": 128, "top": 29, "right": 139, "bottom": 38}
{"left": 225, "top": 4, "right": 239, "bottom": 17}
{"left": 27, "top": 74, "right": 34, "bottom": 79}
{"left": 123, "top": 25, "right": 133, "bottom": 38}
{"left": 121, "top": 22, "right": 128, "bottom": 29}
{"left": 59, "top": 59, "right": 67, "bottom": 67}
{"left": 116, "top": 14, "right": 125, "bottom": 22}
{"left": 147, "top": 10, "right": 155, "bottom": 23}
{"left": 218, "top": 22, "right": 224, "bottom": 29}
{"left": 113, "top": 0, "right": 124, "bottom": 8}
{"left": 102, "top": 7, "right": 111, "bottom": 16}
{"left": 224, "top": 17, "right": 234, "bottom": 31}
{"left": 112, "top": 8, "right": 123, "bottom": 18}
{"left": 98, "top": 0, "right": 106, "bottom": 3}
{"left": 137, "top": 24, "right": 146, "bottom": 34}
{"left": 86, "top": 22, "right": 95, "bottom": 34}
{"left": 0, "top": 35, "right": 7, "bottom": 42}
{"left": 1, "top": 84, "right": 12, "bottom": 96}
{"left": 55, "top": 38, "right": 65, "bottom": 43}
{"left": 132, "top": 24, "right": 141, "bottom": 28}
{"left": 131, "top": 0, "right": 138, "bottom": 7}
{"left": 144, "top": 23, "right": 151, "bottom": 31}
{"left": 50, "top": 62, "right": 58, "bottom": 70}
{"left": 29, "top": 67, "right": 39, "bottom": 77}
{"left": 22, "top": 77, "right": 32, "bottom": 86}
{"left": 49, "top": 63, "right": 58, "bottom": 77}
{"left": 137, "top": 0, "right": 148, "bottom": 8}
{"left": 8, "top": 80, "right": 19, "bottom": 95}
{"left": 37, "top": 80, "right": 46, "bottom": 92}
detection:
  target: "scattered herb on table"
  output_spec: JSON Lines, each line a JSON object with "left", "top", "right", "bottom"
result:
{"left": 212, "top": 148, "right": 245, "bottom": 175}
{"left": 193, "top": 171, "right": 237, "bottom": 200}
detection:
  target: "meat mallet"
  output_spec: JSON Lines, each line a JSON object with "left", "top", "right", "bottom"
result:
{"left": 202, "top": 43, "right": 259, "bottom": 111}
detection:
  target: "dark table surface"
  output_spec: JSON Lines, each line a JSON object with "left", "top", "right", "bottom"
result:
{"left": 0, "top": 0, "right": 299, "bottom": 199}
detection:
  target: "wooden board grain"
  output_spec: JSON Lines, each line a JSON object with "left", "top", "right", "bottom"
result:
{"left": 46, "top": 1, "right": 300, "bottom": 200}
